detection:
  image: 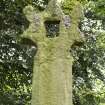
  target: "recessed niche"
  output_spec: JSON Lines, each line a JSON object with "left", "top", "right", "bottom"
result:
{"left": 44, "top": 20, "right": 60, "bottom": 38}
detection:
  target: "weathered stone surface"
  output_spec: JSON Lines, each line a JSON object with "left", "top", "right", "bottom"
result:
{"left": 21, "top": 0, "right": 84, "bottom": 105}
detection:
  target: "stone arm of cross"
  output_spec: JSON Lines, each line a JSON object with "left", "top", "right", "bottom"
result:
{"left": 21, "top": 5, "right": 46, "bottom": 44}
{"left": 67, "top": 2, "right": 85, "bottom": 46}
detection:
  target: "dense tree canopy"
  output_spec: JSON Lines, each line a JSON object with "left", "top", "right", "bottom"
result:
{"left": 71, "top": 0, "right": 105, "bottom": 105}
{"left": 0, "top": 0, "right": 105, "bottom": 105}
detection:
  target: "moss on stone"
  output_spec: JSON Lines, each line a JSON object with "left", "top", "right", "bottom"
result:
{"left": 21, "top": 0, "right": 84, "bottom": 105}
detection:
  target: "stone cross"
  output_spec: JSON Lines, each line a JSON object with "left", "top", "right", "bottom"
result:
{"left": 21, "top": 0, "right": 84, "bottom": 105}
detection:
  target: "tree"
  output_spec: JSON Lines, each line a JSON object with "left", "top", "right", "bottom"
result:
{"left": 1, "top": 0, "right": 105, "bottom": 105}
{"left": 71, "top": 0, "right": 105, "bottom": 105}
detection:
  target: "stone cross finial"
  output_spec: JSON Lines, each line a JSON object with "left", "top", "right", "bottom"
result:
{"left": 21, "top": 0, "right": 84, "bottom": 105}
{"left": 45, "top": 0, "right": 64, "bottom": 17}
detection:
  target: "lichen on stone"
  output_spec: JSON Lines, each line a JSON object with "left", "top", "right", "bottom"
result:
{"left": 63, "top": 15, "right": 71, "bottom": 28}
{"left": 21, "top": 0, "right": 84, "bottom": 105}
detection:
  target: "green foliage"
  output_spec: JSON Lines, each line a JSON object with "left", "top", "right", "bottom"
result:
{"left": 0, "top": 0, "right": 38, "bottom": 104}
{"left": 0, "top": 0, "right": 105, "bottom": 105}
{"left": 72, "top": 34, "right": 105, "bottom": 105}
{"left": 62, "top": 0, "right": 88, "bottom": 15}
{"left": 97, "top": 33, "right": 105, "bottom": 48}
{"left": 71, "top": 2, "right": 105, "bottom": 104}
{"left": 0, "top": 33, "right": 36, "bottom": 104}
{"left": 84, "top": 0, "right": 105, "bottom": 19}
{"left": 92, "top": 0, "right": 105, "bottom": 18}
{"left": 62, "top": 0, "right": 75, "bottom": 14}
